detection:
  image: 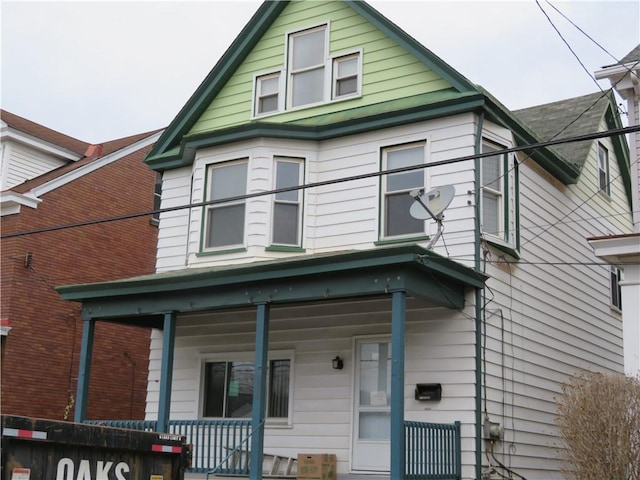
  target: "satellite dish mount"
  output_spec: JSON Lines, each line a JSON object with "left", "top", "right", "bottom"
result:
{"left": 409, "top": 185, "right": 455, "bottom": 249}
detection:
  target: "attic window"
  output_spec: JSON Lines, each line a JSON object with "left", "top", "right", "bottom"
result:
{"left": 597, "top": 143, "right": 610, "bottom": 195}
{"left": 288, "top": 25, "right": 327, "bottom": 108}
{"left": 332, "top": 52, "right": 361, "bottom": 99}
{"left": 255, "top": 72, "right": 281, "bottom": 115}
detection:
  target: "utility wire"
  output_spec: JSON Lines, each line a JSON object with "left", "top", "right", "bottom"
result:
{"left": 3, "top": 123, "right": 638, "bottom": 240}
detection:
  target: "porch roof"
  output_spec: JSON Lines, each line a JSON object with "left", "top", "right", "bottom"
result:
{"left": 56, "top": 245, "right": 486, "bottom": 328}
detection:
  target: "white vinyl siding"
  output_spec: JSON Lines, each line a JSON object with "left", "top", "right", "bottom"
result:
{"left": 1, "top": 141, "right": 68, "bottom": 190}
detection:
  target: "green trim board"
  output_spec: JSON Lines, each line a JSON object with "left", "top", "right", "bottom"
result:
{"left": 56, "top": 245, "right": 487, "bottom": 321}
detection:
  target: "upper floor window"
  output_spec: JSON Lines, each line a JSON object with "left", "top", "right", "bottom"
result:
{"left": 252, "top": 24, "right": 362, "bottom": 118}
{"left": 152, "top": 172, "right": 162, "bottom": 224}
{"left": 204, "top": 160, "right": 248, "bottom": 250}
{"left": 288, "top": 26, "right": 327, "bottom": 108}
{"left": 333, "top": 53, "right": 360, "bottom": 99}
{"left": 381, "top": 142, "right": 426, "bottom": 239}
{"left": 598, "top": 143, "right": 610, "bottom": 195}
{"left": 202, "top": 357, "right": 291, "bottom": 421}
{"left": 272, "top": 158, "right": 304, "bottom": 246}
{"left": 610, "top": 266, "right": 623, "bottom": 310}
{"left": 481, "top": 139, "right": 519, "bottom": 249}
{"left": 255, "top": 72, "right": 281, "bottom": 116}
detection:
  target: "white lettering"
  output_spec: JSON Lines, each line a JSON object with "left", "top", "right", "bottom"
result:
{"left": 56, "top": 458, "right": 74, "bottom": 480}
{"left": 76, "top": 460, "right": 91, "bottom": 480}
{"left": 95, "top": 461, "right": 113, "bottom": 480}
{"left": 115, "top": 462, "right": 129, "bottom": 480}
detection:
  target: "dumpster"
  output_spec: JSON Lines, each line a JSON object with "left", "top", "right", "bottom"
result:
{"left": 1, "top": 415, "right": 191, "bottom": 480}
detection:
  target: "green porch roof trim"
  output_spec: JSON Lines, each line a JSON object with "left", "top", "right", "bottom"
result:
{"left": 56, "top": 245, "right": 487, "bottom": 322}
{"left": 146, "top": 91, "right": 485, "bottom": 170}
{"left": 145, "top": 0, "right": 479, "bottom": 168}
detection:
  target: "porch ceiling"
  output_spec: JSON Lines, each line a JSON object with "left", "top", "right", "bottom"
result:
{"left": 56, "top": 245, "right": 486, "bottom": 327}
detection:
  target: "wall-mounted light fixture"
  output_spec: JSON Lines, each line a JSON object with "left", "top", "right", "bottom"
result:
{"left": 332, "top": 356, "right": 344, "bottom": 370}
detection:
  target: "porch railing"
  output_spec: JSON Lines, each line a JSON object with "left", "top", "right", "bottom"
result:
{"left": 86, "top": 419, "right": 461, "bottom": 477}
{"left": 404, "top": 420, "right": 461, "bottom": 480}
{"left": 85, "top": 419, "right": 252, "bottom": 474}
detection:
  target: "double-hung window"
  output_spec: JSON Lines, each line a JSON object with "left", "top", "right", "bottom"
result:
{"left": 481, "top": 141, "right": 504, "bottom": 238}
{"left": 255, "top": 72, "right": 281, "bottom": 116}
{"left": 381, "top": 142, "right": 426, "bottom": 238}
{"left": 598, "top": 143, "right": 610, "bottom": 195}
{"left": 288, "top": 25, "right": 327, "bottom": 108}
{"left": 204, "top": 161, "right": 248, "bottom": 250}
{"left": 481, "top": 139, "right": 519, "bottom": 249}
{"left": 272, "top": 158, "right": 304, "bottom": 246}
{"left": 610, "top": 266, "right": 623, "bottom": 310}
{"left": 332, "top": 53, "right": 360, "bottom": 99}
{"left": 202, "top": 358, "right": 291, "bottom": 420}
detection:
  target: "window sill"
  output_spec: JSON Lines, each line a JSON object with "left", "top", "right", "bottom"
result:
{"left": 266, "top": 245, "right": 305, "bottom": 253}
{"left": 483, "top": 236, "right": 520, "bottom": 259}
{"left": 375, "top": 235, "right": 429, "bottom": 246}
{"left": 149, "top": 218, "right": 159, "bottom": 227}
{"left": 197, "top": 247, "right": 247, "bottom": 257}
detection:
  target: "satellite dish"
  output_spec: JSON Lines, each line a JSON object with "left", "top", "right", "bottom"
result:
{"left": 408, "top": 185, "right": 455, "bottom": 250}
{"left": 409, "top": 185, "right": 455, "bottom": 221}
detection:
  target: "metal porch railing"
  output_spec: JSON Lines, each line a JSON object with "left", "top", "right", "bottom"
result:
{"left": 87, "top": 419, "right": 461, "bottom": 477}
{"left": 404, "top": 420, "right": 461, "bottom": 480}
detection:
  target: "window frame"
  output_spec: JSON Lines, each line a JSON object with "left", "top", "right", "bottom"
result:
{"left": 597, "top": 142, "right": 610, "bottom": 196}
{"left": 286, "top": 24, "right": 329, "bottom": 109}
{"left": 379, "top": 141, "right": 427, "bottom": 241}
{"left": 480, "top": 138, "right": 519, "bottom": 253}
{"left": 254, "top": 71, "right": 284, "bottom": 117}
{"left": 610, "top": 266, "right": 623, "bottom": 311}
{"left": 271, "top": 157, "right": 305, "bottom": 247}
{"left": 332, "top": 50, "right": 362, "bottom": 100}
{"left": 199, "top": 351, "right": 294, "bottom": 426}
{"left": 202, "top": 159, "right": 249, "bottom": 252}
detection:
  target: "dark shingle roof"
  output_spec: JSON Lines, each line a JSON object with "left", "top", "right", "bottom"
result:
{"left": 513, "top": 91, "right": 611, "bottom": 169}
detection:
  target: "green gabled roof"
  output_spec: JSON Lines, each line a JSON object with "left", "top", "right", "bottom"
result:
{"left": 145, "top": 0, "right": 480, "bottom": 169}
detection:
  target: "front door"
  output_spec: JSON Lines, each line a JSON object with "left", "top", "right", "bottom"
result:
{"left": 351, "top": 338, "right": 391, "bottom": 472}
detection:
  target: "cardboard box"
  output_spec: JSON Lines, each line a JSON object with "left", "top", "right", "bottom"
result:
{"left": 297, "top": 453, "right": 337, "bottom": 480}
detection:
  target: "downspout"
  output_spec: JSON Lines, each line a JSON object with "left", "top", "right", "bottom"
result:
{"left": 474, "top": 111, "right": 485, "bottom": 480}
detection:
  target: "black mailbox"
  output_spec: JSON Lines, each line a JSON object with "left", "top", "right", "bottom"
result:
{"left": 415, "top": 383, "right": 442, "bottom": 401}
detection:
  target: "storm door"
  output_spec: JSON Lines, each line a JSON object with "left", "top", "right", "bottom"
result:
{"left": 351, "top": 338, "right": 391, "bottom": 472}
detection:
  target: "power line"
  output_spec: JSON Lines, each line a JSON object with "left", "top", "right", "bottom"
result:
{"left": 2, "top": 124, "right": 638, "bottom": 240}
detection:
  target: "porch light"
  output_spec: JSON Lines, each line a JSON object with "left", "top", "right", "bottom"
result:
{"left": 332, "top": 356, "right": 344, "bottom": 370}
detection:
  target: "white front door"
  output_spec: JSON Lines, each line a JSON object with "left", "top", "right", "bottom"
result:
{"left": 351, "top": 338, "right": 391, "bottom": 472}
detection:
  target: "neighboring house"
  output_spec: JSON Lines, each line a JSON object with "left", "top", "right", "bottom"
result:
{"left": 0, "top": 110, "right": 162, "bottom": 421}
{"left": 57, "top": 2, "right": 633, "bottom": 479}
{"left": 589, "top": 44, "right": 640, "bottom": 376}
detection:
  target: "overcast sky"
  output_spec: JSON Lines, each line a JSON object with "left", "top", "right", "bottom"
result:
{"left": 2, "top": 1, "right": 638, "bottom": 144}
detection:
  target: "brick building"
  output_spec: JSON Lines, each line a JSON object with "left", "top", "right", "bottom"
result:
{"left": 1, "top": 110, "right": 161, "bottom": 420}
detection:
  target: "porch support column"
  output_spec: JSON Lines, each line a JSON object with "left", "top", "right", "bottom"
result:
{"left": 74, "top": 315, "right": 95, "bottom": 423}
{"left": 390, "top": 290, "right": 406, "bottom": 480}
{"left": 250, "top": 302, "right": 270, "bottom": 480}
{"left": 157, "top": 311, "right": 176, "bottom": 433}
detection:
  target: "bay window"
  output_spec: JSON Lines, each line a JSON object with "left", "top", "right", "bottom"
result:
{"left": 204, "top": 160, "right": 248, "bottom": 249}
{"left": 272, "top": 158, "right": 304, "bottom": 246}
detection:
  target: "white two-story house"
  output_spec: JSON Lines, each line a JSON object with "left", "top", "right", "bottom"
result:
{"left": 58, "top": 2, "right": 633, "bottom": 479}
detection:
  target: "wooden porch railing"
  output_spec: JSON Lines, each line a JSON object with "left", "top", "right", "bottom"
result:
{"left": 86, "top": 419, "right": 461, "bottom": 477}
{"left": 404, "top": 420, "right": 461, "bottom": 479}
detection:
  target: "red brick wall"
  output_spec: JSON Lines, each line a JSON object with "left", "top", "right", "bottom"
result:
{"left": 1, "top": 145, "right": 158, "bottom": 420}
